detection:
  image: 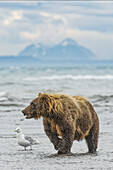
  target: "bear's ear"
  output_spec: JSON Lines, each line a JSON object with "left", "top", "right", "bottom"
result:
{"left": 38, "top": 93, "right": 42, "bottom": 96}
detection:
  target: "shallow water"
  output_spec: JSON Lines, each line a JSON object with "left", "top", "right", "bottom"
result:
{"left": 0, "top": 66, "right": 113, "bottom": 169}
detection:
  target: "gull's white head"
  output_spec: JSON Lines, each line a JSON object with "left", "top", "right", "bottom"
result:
{"left": 14, "top": 127, "right": 22, "bottom": 133}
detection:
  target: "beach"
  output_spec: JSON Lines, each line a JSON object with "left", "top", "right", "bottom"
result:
{"left": 0, "top": 66, "right": 113, "bottom": 169}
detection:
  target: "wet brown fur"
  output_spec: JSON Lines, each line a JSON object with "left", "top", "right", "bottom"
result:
{"left": 22, "top": 93, "right": 99, "bottom": 154}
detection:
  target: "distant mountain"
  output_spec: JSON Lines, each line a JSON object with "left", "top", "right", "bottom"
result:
{"left": 18, "top": 38, "right": 96, "bottom": 61}
{"left": 2, "top": 38, "right": 113, "bottom": 66}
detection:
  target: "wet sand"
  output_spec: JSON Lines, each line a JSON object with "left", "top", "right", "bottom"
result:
{"left": 0, "top": 112, "right": 113, "bottom": 170}
{"left": 0, "top": 66, "right": 113, "bottom": 169}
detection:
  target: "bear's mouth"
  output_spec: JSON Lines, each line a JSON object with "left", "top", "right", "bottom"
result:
{"left": 25, "top": 112, "right": 37, "bottom": 119}
{"left": 25, "top": 114, "right": 33, "bottom": 119}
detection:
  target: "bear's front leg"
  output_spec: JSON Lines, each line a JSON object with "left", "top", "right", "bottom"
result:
{"left": 58, "top": 126, "right": 75, "bottom": 154}
{"left": 43, "top": 118, "right": 62, "bottom": 150}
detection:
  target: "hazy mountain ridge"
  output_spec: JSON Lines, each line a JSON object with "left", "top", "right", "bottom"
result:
{"left": 0, "top": 38, "right": 113, "bottom": 66}
{"left": 18, "top": 38, "right": 95, "bottom": 61}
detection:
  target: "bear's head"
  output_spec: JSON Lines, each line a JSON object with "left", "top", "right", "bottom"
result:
{"left": 22, "top": 93, "right": 59, "bottom": 119}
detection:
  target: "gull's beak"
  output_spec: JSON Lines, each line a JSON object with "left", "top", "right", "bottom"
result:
{"left": 14, "top": 130, "right": 17, "bottom": 132}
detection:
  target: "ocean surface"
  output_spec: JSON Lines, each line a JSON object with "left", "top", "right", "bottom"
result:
{"left": 0, "top": 66, "right": 113, "bottom": 169}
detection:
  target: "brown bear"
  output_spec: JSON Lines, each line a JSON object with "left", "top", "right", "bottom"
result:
{"left": 22, "top": 93, "right": 99, "bottom": 154}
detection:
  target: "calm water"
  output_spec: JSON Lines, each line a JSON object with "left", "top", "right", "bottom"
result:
{"left": 0, "top": 66, "right": 113, "bottom": 169}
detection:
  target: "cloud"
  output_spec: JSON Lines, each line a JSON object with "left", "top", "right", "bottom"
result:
{"left": 0, "top": 1, "right": 113, "bottom": 59}
{"left": 19, "top": 19, "right": 113, "bottom": 60}
{"left": 65, "top": 28, "right": 113, "bottom": 60}
{"left": 4, "top": 10, "right": 23, "bottom": 25}
{"left": 39, "top": 11, "right": 50, "bottom": 18}
{"left": 20, "top": 31, "right": 40, "bottom": 40}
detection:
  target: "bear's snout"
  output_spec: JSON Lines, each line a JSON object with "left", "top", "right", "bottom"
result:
{"left": 22, "top": 110, "right": 25, "bottom": 114}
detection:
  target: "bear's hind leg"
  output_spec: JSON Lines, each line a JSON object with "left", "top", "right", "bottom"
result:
{"left": 85, "top": 124, "right": 99, "bottom": 153}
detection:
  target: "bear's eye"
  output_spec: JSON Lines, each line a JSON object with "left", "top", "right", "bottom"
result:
{"left": 31, "top": 103, "right": 36, "bottom": 109}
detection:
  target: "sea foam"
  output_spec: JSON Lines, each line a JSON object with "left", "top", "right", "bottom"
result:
{"left": 24, "top": 75, "right": 113, "bottom": 81}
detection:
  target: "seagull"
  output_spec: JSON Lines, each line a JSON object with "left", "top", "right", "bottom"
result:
{"left": 14, "top": 127, "right": 40, "bottom": 150}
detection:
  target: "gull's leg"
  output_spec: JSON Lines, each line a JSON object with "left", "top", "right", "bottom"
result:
{"left": 30, "top": 145, "right": 32, "bottom": 150}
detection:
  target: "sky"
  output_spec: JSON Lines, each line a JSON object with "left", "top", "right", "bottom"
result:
{"left": 0, "top": 1, "right": 113, "bottom": 60}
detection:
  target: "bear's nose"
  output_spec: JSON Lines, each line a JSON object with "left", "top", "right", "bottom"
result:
{"left": 22, "top": 110, "right": 25, "bottom": 114}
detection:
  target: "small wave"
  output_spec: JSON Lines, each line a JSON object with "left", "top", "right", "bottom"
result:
{"left": 0, "top": 91, "right": 7, "bottom": 96}
{"left": 90, "top": 94, "right": 113, "bottom": 107}
{"left": 24, "top": 75, "right": 113, "bottom": 81}
{"left": 0, "top": 103, "right": 24, "bottom": 107}
{"left": 0, "top": 92, "right": 16, "bottom": 102}
{"left": 0, "top": 97, "right": 8, "bottom": 102}
{"left": 90, "top": 94, "right": 113, "bottom": 100}
{"left": 45, "top": 68, "right": 52, "bottom": 72}
{"left": 0, "top": 92, "right": 8, "bottom": 102}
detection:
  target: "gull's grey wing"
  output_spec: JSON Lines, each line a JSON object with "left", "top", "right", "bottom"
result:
{"left": 25, "top": 136, "right": 36, "bottom": 144}
{"left": 24, "top": 136, "right": 39, "bottom": 145}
